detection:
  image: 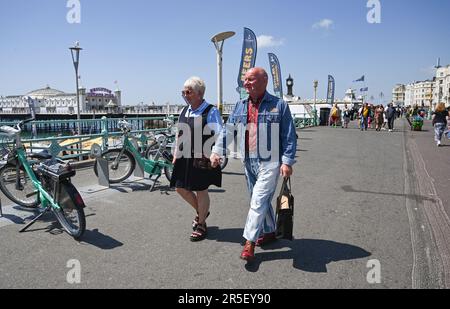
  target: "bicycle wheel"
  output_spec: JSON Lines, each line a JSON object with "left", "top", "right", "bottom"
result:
{"left": 93, "top": 149, "right": 135, "bottom": 183}
{"left": 164, "top": 165, "right": 173, "bottom": 182}
{"left": 0, "top": 164, "right": 39, "bottom": 208}
{"left": 144, "top": 142, "right": 159, "bottom": 160}
{"left": 52, "top": 181, "right": 86, "bottom": 240}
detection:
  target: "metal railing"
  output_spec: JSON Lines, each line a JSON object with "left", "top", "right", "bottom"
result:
{"left": 1, "top": 113, "right": 315, "bottom": 162}
{"left": 292, "top": 113, "right": 316, "bottom": 129}
{"left": 0, "top": 116, "right": 174, "bottom": 161}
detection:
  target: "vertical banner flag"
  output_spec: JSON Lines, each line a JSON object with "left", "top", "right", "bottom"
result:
{"left": 326, "top": 75, "right": 335, "bottom": 105}
{"left": 237, "top": 27, "right": 257, "bottom": 100}
{"left": 268, "top": 53, "right": 283, "bottom": 99}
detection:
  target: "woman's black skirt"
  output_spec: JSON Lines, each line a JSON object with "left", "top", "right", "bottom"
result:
{"left": 170, "top": 158, "right": 222, "bottom": 191}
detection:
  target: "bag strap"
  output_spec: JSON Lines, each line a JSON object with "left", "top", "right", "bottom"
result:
{"left": 278, "top": 177, "right": 290, "bottom": 199}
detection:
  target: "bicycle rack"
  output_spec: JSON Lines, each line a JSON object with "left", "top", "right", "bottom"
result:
{"left": 96, "top": 157, "right": 110, "bottom": 188}
{"left": 92, "top": 144, "right": 110, "bottom": 188}
{"left": 0, "top": 197, "right": 3, "bottom": 218}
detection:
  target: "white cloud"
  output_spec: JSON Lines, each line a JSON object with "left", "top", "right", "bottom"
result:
{"left": 257, "top": 35, "right": 285, "bottom": 48}
{"left": 312, "top": 19, "right": 334, "bottom": 30}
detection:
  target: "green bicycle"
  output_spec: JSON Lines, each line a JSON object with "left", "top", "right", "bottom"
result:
{"left": 0, "top": 119, "right": 86, "bottom": 240}
{"left": 93, "top": 119, "right": 174, "bottom": 191}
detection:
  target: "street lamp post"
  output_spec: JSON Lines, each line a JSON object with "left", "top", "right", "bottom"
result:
{"left": 211, "top": 31, "right": 235, "bottom": 115}
{"left": 70, "top": 42, "right": 83, "bottom": 135}
{"left": 313, "top": 80, "right": 318, "bottom": 126}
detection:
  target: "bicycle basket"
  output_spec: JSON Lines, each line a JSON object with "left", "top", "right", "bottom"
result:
{"left": 37, "top": 159, "right": 76, "bottom": 182}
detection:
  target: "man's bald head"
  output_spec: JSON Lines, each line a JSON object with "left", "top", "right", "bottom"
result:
{"left": 244, "top": 67, "right": 269, "bottom": 100}
{"left": 246, "top": 67, "right": 269, "bottom": 80}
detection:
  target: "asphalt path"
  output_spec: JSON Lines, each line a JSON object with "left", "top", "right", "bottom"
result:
{"left": 0, "top": 118, "right": 448, "bottom": 288}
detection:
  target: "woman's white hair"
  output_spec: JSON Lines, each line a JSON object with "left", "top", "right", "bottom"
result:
{"left": 184, "top": 76, "right": 206, "bottom": 97}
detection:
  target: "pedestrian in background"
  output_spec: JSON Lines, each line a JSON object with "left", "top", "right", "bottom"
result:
{"left": 386, "top": 103, "right": 396, "bottom": 132}
{"left": 359, "top": 103, "right": 369, "bottom": 131}
{"left": 432, "top": 103, "right": 449, "bottom": 147}
{"left": 342, "top": 104, "right": 351, "bottom": 129}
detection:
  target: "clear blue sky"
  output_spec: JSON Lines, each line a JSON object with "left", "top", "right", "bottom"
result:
{"left": 1, "top": 0, "right": 449, "bottom": 106}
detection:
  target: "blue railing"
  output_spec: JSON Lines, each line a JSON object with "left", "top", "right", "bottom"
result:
{"left": 1, "top": 113, "right": 315, "bottom": 162}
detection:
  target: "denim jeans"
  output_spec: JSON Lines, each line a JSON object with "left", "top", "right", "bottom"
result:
{"left": 243, "top": 158, "right": 281, "bottom": 242}
{"left": 360, "top": 117, "right": 368, "bottom": 130}
{"left": 434, "top": 123, "right": 446, "bottom": 143}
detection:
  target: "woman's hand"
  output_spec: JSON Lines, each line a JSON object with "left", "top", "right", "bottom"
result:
{"left": 210, "top": 153, "right": 221, "bottom": 168}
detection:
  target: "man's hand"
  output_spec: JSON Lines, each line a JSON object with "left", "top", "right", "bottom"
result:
{"left": 210, "top": 153, "right": 221, "bottom": 168}
{"left": 280, "top": 164, "right": 293, "bottom": 178}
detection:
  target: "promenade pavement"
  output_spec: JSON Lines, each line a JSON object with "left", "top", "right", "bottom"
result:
{"left": 0, "top": 118, "right": 449, "bottom": 289}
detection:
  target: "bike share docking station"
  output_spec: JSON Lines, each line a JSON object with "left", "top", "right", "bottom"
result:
{"left": 81, "top": 143, "right": 111, "bottom": 194}
{"left": 92, "top": 144, "right": 110, "bottom": 188}
{"left": 88, "top": 143, "right": 162, "bottom": 193}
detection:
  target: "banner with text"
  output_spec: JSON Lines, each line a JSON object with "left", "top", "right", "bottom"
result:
{"left": 326, "top": 75, "right": 335, "bottom": 105}
{"left": 237, "top": 27, "right": 257, "bottom": 100}
{"left": 268, "top": 53, "right": 283, "bottom": 99}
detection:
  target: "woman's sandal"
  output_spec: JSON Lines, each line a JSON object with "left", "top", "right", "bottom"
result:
{"left": 190, "top": 223, "right": 207, "bottom": 242}
{"left": 192, "top": 212, "right": 210, "bottom": 231}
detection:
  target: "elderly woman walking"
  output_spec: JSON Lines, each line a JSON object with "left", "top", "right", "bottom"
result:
{"left": 170, "top": 77, "right": 223, "bottom": 241}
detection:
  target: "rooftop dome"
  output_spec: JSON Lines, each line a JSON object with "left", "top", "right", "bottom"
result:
{"left": 26, "top": 86, "right": 67, "bottom": 98}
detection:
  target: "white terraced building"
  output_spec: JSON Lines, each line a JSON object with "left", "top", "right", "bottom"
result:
{"left": 403, "top": 80, "right": 434, "bottom": 108}
{"left": 394, "top": 64, "right": 450, "bottom": 108}
{"left": 434, "top": 65, "right": 450, "bottom": 107}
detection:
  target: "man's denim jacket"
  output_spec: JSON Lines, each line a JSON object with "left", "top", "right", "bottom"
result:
{"left": 213, "top": 92, "right": 297, "bottom": 166}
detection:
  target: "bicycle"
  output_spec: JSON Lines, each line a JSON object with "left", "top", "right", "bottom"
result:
{"left": 148, "top": 117, "right": 229, "bottom": 171}
{"left": 0, "top": 119, "right": 86, "bottom": 240}
{"left": 93, "top": 119, "right": 174, "bottom": 191}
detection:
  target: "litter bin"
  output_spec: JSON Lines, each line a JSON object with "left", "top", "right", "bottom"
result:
{"left": 320, "top": 108, "right": 331, "bottom": 126}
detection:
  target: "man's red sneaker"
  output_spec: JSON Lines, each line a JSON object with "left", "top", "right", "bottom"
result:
{"left": 255, "top": 232, "right": 277, "bottom": 247}
{"left": 240, "top": 241, "right": 255, "bottom": 261}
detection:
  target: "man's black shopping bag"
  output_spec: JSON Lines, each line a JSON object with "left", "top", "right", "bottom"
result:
{"left": 276, "top": 177, "right": 294, "bottom": 240}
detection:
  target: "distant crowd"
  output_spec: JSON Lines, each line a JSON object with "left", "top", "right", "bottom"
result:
{"left": 327, "top": 102, "right": 450, "bottom": 147}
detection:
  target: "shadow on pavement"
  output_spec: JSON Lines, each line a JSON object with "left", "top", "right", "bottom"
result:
{"left": 1, "top": 214, "right": 26, "bottom": 225}
{"left": 222, "top": 171, "right": 245, "bottom": 176}
{"left": 207, "top": 227, "right": 244, "bottom": 244}
{"left": 244, "top": 239, "right": 371, "bottom": 273}
{"left": 341, "top": 185, "right": 436, "bottom": 203}
{"left": 110, "top": 182, "right": 152, "bottom": 193}
{"left": 207, "top": 228, "right": 371, "bottom": 273}
{"left": 81, "top": 228, "right": 124, "bottom": 250}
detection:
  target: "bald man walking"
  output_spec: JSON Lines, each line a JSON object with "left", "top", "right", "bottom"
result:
{"left": 211, "top": 68, "right": 297, "bottom": 261}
